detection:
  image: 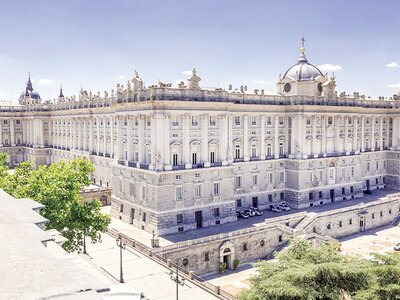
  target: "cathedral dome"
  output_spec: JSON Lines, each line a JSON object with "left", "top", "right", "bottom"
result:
{"left": 19, "top": 74, "right": 41, "bottom": 105}
{"left": 19, "top": 89, "right": 41, "bottom": 100}
{"left": 282, "top": 56, "right": 324, "bottom": 82}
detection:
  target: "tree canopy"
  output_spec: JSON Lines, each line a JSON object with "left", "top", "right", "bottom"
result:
{"left": 238, "top": 237, "right": 400, "bottom": 300}
{"left": 0, "top": 154, "right": 110, "bottom": 252}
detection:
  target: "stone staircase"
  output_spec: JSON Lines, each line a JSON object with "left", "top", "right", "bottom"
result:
{"left": 294, "top": 212, "right": 317, "bottom": 231}
{"left": 391, "top": 213, "right": 400, "bottom": 226}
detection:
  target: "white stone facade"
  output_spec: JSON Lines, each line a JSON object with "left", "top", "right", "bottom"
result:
{"left": 2, "top": 48, "right": 400, "bottom": 235}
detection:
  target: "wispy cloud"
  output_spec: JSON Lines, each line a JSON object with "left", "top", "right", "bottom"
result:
{"left": 388, "top": 82, "right": 400, "bottom": 88}
{"left": 386, "top": 62, "right": 400, "bottom": 68}
{"left": 118, "top": 75, "right": 125, "bottom": 79}
{"left": 173, "top": 79, "right": 185, "bottom": 86}
{"left": 182, "top": 70, "right": 192, "bottom": 76}
{"left": 38, "top": 78, "right": 53, "bottom": 84}
{"left": 317, "top": 64, "right": 343, "bottom": 71}
{"left": 253, "top": 79, "right": 274, "bottom": 85}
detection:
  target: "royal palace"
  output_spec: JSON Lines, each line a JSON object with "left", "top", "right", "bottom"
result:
{"left": 1, "top": 45, "right": 400, "bottom": 235}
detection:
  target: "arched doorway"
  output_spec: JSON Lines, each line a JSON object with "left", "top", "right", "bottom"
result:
{"left": 100, "top": 195, "right": 108, "bottom": 206}
{"left": 219, "top": 241, "right": 235, "bottom": 269}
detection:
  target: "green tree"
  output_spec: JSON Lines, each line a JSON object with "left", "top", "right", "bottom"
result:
{"left": 238, "top": 237, "right": 400, "bottom": 300}
{"left": 0, "top": 155, "right": 110, "bottom": 252}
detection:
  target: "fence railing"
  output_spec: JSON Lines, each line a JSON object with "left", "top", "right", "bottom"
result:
{"left": 106, "top": 228, "right": 237, "bottom": 300}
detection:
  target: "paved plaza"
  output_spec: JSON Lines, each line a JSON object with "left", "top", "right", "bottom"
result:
{"left": 85, "top": 231, "right": 219, "bottom": 300}
{"left": 340, "top": 224, "right": 400, "bottom": 257}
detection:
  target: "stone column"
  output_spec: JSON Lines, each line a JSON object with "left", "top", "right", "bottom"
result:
{"left": 219, "top": 115, "right": 228, "bottom": 165}
{"left": 183, "top": 114, "right": 190, "bottom": 168}
{"left": 137, "top": 115, "right": 145, "bottom": 167}
{"left": 334, "top": 116, "right": 340, "bottom": 154}
{"left": 201, "top": 114, "right": 209, "bottom": 167}
{"left": 96, "top": 116, "right": 101, "bottom": 155}
{"left": 117, "top": 116, "right": 123, "bottom": 161}
{"left": 344, "top": 116, "right": 349, "bottom": 155}
{"left": 284, "top": 116, "right": 289, "bottom": 156}
{"left": 110, "top": 116, "right": 114, "bottom": 158}
{"left": 371, "top": 116, "right": 375, "bottom": 151}
{"left": 289, "top": 115, "right": 296, "bottom": 158}
{"left": 0, "top": 118, "right": 3, "bottom": 146}
{"left": 227, "top": 115, "right": 233, "bottom": 164}
{"left": 163, "top": 115, "right": 171, "bottom": 170}
{"left": 322, "top": 116, "right": 327, "bottom": 157}
{"left": 9, "top": 118, "right": 14, "bottom": 146}
{"left": 89, "top": 117, "right": 94, "bottom": 154}
{"left": 127, "top": 116, "right": 134, "bottom": 162}
{"left": 243, "top": 114, "right": 249, "bottom": 161}
{"left": 361, "top": 116, "right": 365, "bottom": 152}
{"left": 260, "top": 115, "right": 266, "bottom": 160}
{"left": 103, "top": 117, "right": 107, "bottom": 156}
{"left": 39, "top": 118, "right": 44, "bottom": 148}
{"left": 379, "top": 117, "right": 383, "bottom": 150}
{"left": 274, "top": 115, "right": 279, "bottom": 159}
{"left": 149, "top": 115, "right": 156, "bottom": 169}
{"left": 353, "top": 116, "right": 358, "bottom": 154}
{"left": 312, "top": 116, "right": 317, "bottom": 158}
{"left": 386, "top": 117, "right": 390, "bottom": 149}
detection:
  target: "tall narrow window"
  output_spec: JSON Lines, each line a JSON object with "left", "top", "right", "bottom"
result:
{"left": 251, "top": 146, "right": 257, "bottom": 158}
{"left": 213, "top": 182, "right": 220, "bottom": 195}
{"left": 176, "top": 187, "right": 183, "bottom": 201}
{"left": 210, "top": 151, "right": 215, "bottom": 163}
{"left": 235, "top": 146, "right": 241, "bottom": 159}
{"left": 192, "top": 152, "right": 197, "bottom": 165}
{"left": 173, "top": 154, "right": 178, "bottom": 166}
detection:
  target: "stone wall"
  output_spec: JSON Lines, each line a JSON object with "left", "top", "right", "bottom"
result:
{"left": 154, "top": 196, "right": 400, "bottom": 276}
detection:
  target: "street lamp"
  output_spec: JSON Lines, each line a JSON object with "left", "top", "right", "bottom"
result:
{"left": 169, "top": 267, "right": 185, "bottom": 300}
{"left": 116, "top": 235, "right": 127, "bottom": 283}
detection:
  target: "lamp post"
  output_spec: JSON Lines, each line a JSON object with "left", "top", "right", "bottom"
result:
{"left": 116, "top": 235, "right": 126, "bottom": 283}
{"left": 169, "top": 267, "right": 185, "bottom": 300}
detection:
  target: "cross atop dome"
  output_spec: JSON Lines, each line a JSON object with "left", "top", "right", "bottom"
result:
{"left": 298, "top": 37, "right": 307, "bottom": 63}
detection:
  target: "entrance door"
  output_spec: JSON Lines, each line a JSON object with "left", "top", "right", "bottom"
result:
{"left": 195, "top": 211, "right": 202, "bottom": 229}
{"left": 330, "top": 189, "right": 335, "bottom": 202}
{"left": 252, "top": 197, "right": 258, "bottom": 207}
{"left": 366, "top": 180, "right": 370, "bottom": 191}
{"left": 359, "top": 216, "right": 365, "bottom": 232}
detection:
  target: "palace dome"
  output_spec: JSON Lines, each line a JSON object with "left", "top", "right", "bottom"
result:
{"left": 282, "top": 54, "right": 324, "bottom": 82}
{"left": 19, "top": 74, "right": 41, "bottom": 102}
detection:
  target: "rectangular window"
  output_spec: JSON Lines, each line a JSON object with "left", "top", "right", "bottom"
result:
{"left": 176, "top": 187, "right": 183, "bottom": 201}
{"left": 195, "top": 184, "right": 202, "bottom": 198}
{"left": 351, "top": 167, "right": 354, "bottom": 177}
{"left": 267, "top": 144, "right": 272, "bottom": 156}
{"left": 172, "top": 116, "right": 179, "bottom": 126}
{"left": 251, "top": 116, "right": 257, "bottom": 125}
{"left": 328, "top": 117, "right": 333, "bottom": 125}
{"left": 350, "top": 186, "right": 354, "bottom": 193}
{"left": 279, "top": 116, "right": 284, "bottom": 125}
{"left": 251, "top": 146, "right": 257, "bottom": 158}
{"left": 142, "top": 213, "right": 146, "bottom": 222}
{"left": 210, "top": 151, "right": 215, "bottom": 163}
{"left": 267, "top": 117, "right": 271, "bottom": 125}
{"left": 209, "top": 116, "right": 216, "bottom": 126}
{"left": 192, "top": 152, "right": 197, "bottom": 165}
{"left": 213, "top": 208, "right": 220, "bottom": 217}
{"left": 319, "top": 191, "right": 323, "bottom": 198}
{"left": 177, "top": 214, "right": 183, "bottom": 224}
{"left": 235, "top": 176, "right": 242, "bottom": 188}
{"left": 342, "top": 187, "right": 345, "bottom": 195}
{"left": 173, "top": 154, "right": 178, "bottom": 166}
{"left": 309, "top": 172, "right": 313, "bottom": 182}
{"left": 367, "top": 163, "right": 370, "bottom": 171}
{"left": 213, "top": 182, "right": 220, "bottom": 195}
{"left": 309, "top": 192, "right": 313, "bottom": 200}
{"left": 342, "top": 168, "right": 345, "bottom": 178}
{"left": 236, "top": 199, "right": 242, "bottom": 207}
{"left": 253, "top": 174, "right": 258, "bottom": 186}
{"left": 191, "top": 116, "right": 198, "bottom": 126}
{"left": 268, "top": 173, "right": 273, "bottom": 184}
{"left": 120, "top": 204, "right": 124, "bottom": 213}
{"left": 280, "top": 172, "right": 284, "bottom": 182}
{"left": 234, "top": 117, "right": 240, "bottom": 126}
{"left": 129, "top": 183, "right": 135, "bottom": 197}
{"left": 235, "top": 146, "right": 240, "bottom": 159}
{"left": 268, "top": 194, "right": 273, "bottom": 202}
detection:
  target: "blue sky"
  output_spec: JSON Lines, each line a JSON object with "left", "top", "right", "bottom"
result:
{"left": 1, "top": 0, "right": 400, "bottom": 102}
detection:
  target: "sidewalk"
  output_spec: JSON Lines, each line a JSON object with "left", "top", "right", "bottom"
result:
{"left": 101, "top": 206, "right": 173, "bottom": 248}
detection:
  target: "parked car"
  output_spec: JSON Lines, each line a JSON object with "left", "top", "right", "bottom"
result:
{"left": 280, "top": 203, "right": 292, "bottom": 211}
{"left": 394, "top": 243, "right": 400, "bottom": 251}
{"left": 244, "top": 209, "right": 256, "bottom": 217}
{"left": 236, "top": 210, "right": 249, "bottom": 219}
{"left": 278, "top": 205, "right": 291, "bottom": 211}
{"left": 271, "top": 206, "right": 281, "bottom": 213}
{"left": 249, "top": 207, "right": 263, "bottom": 216}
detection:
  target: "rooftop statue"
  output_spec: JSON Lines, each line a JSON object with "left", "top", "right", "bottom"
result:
{"left": 187, "top": 67, "right": 201, "bottom": 90}
{"left": 131, "top": 70, "right": 144, "bottom": 91}
{"left": 321, "top": 74, "right": 337, "bottom": 99}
